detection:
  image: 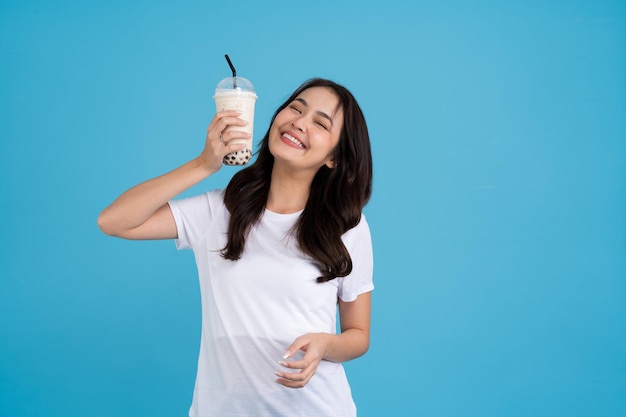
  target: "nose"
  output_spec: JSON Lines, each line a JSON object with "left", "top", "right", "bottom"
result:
{"left": 291, "top": 118, "right": 305, "bottom": 132}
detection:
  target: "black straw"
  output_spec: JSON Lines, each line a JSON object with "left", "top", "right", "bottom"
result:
{"left": 224, "top": 54, "right": 237, "bottom": 89}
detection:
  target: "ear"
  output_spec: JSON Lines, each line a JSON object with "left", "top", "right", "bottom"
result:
{"left": 325, "top": 158, "right": 336, "bottom": 169}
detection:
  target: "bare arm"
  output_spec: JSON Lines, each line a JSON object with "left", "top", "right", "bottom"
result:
{"left": 327, "top": 291, "right": 372, "bottom": 361}
{"left": 97, "top": 111, "right": 248, "bottom": 240}
{"left": 275, "top": 291, "right": 372, "bottom": 388}
{"left": 97, "top": 158, "right": 215, "bottom": 239}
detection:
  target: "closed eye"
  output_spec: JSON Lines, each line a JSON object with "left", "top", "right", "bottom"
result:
{"left": 289, "top": 105, "right": 302, "bottom": 114}
{"left": 315, "top": 121, "right": 329, "bottom": 130}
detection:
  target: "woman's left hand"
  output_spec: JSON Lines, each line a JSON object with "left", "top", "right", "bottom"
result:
{"left": 275, "top": 333, "right": 331, "bottom": 388}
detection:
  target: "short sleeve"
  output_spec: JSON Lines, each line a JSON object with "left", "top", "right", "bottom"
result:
{"left": 337, "top": 214, "right": 374, "bottom": 302}
{"left": 168, "top": 190, "right": 223, "bottom": 250}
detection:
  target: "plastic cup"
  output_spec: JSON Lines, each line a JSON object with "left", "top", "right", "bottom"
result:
{"left": 214, "top": 76, "right": 258, "bottom": 166}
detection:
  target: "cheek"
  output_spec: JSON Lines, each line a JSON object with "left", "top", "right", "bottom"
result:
{"left": 268, "top": 116, "right": 284, "bottom": 139}
{"left": 273, "top": 109, "right": 291, "bottom": 126}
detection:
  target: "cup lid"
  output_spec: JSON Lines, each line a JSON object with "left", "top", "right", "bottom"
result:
{"left": 215, "top": 76, "right": 255, "bottom": 93}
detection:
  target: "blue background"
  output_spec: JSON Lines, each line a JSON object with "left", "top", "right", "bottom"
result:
{"left": 1, "top": 0, "right": 625, "bottom": 416}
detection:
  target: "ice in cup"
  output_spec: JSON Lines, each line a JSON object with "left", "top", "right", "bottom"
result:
{"left": 214, "top": 76, "right": 258, "bottom": 166}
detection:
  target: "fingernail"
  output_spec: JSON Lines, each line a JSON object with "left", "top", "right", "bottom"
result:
{"left": 274, "top": 371, "right": 283, "bottom": 378}
{"left": 278, "top": 361, "right": 288, "bottom": 367}
{"left": 282, "top": 351, "right": 290, "bottom": 359}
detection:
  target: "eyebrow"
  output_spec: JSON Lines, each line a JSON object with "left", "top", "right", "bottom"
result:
{"left": 294, "top": 98, "right": 334, "bottom": 127}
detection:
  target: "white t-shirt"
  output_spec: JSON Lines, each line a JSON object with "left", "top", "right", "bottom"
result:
{"left": 168, "top": 190, "right": 374, "bottom": 417}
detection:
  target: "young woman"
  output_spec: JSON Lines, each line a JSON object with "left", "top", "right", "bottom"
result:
{"left": 98, "top": 78, "right": 374, "bottom": 417}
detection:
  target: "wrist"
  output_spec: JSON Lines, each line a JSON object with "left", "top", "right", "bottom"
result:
{"left": 319, "top": 332, "right": 335, "bottom": 360}
{"left": 192, "top": 155, "right": 220, "bottom": 177}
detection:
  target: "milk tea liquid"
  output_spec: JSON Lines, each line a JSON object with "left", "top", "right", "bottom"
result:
{"left": 214, "top": 78, "right": 257, "bottom": 166}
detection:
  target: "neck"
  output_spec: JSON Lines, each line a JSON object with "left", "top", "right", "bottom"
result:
{"left": 266, "top": 164, "right": 316, "bottom": 214}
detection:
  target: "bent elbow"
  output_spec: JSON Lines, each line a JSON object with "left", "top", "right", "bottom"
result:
{"left": 97, "top": 210, "right": 119, "bottom": 237}
{"left": 350, "top": 331, "right": 370, "bottom": 360}
{"left": 358, "top": 337, "right": 370, "bottom": 358}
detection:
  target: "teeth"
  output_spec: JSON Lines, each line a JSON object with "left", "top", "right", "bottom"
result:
{"left": 282, "top": 133, "right": 304, "bottom": 148}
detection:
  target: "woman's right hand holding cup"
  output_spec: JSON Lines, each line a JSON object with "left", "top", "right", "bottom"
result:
{"left": 199, "top": 110, "right": 250, "bottom": 173}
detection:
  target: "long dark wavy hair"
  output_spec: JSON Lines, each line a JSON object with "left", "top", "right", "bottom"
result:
{"left": 221, "top": 78, "right": 372, "bottom": 282}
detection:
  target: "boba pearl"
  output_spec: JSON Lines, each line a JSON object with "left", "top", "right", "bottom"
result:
{"left": 223, "top": 148, "right": 252, "bottom": 166}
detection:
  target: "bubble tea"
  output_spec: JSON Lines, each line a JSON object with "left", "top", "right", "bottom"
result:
{"left": 214, "top": 76, "right": 258, "bottom": 166}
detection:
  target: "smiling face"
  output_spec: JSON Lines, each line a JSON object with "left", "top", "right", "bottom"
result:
{"left": 268, "top": 86, "right": 344, "bottom": 173}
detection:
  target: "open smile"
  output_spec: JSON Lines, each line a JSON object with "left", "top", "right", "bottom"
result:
{"left": 281, "top": 132, "right": 306, "bottom": 149}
